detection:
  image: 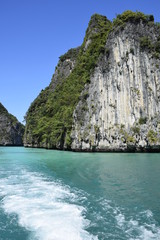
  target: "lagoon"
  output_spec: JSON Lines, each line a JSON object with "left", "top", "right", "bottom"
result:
{"left": 0, "top": 147, "right": 160, "bottom": 239}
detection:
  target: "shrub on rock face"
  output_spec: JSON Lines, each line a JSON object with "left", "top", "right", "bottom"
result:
{"left": 131, "top": 126, "right": 140, "bottom": 135}
{"left": 147, "top": 130, "right": 158, "bottom": 144}
{"left": 140, "top": 37, "right": 152, "bottom": 51}
{"left": 139, "top": 117, "right": 148, "bottom": 125}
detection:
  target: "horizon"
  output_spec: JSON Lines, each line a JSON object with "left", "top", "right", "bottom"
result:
{"left": 0, "top": 0, "right": 159, "bottom": 123}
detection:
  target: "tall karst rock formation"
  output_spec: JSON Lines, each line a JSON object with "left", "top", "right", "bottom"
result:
{"left": 24, "top": 11, "right": 160, "bottom": 151}
{"left": 0, "top": 103, "right": 24, "bottom": 146}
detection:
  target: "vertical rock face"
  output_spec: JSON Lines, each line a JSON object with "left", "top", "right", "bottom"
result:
{"left": 0, "top": 103, "right": 24, "bottom": 146}
{"left": 24, "top": 11, "right": 160, "bottom": 151}
{"left": 71, "top": 20, "right": 160, "bottom": 151}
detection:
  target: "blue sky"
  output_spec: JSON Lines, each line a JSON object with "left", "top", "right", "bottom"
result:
{"left": 0, "top": 0, "right": 159, "bottom": 123}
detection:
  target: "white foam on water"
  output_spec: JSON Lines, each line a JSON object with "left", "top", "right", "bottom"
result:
{"left": 0, "top": 170, "right": 98, "bottom": 240}
{"left": 101, "top": 200, "right": 160, "bottom": 240}
{"left": 115, "top": 209, "right": 160, "bottom": 240}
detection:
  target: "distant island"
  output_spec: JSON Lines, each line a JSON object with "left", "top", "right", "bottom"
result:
{"left": 0, "top": 103, "right": 24, "bottom": 146}
{"left": 1, "top": 11, "right": 160, "bottom": 152}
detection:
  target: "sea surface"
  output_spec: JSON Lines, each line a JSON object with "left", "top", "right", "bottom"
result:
{"left": 0, "top": 147, "right": 160, "bottom": 240}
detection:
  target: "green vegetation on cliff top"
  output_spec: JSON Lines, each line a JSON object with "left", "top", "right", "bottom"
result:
{"left": 0, "top": 102, "right": 19, "bottom": 125}
{"left": 113, "top": 10, "right": 154, "bottom": 27}
{"left": 0, "top": 103, "right": 8, "bottom": 114}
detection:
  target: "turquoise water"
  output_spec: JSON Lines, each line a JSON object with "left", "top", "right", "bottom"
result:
{"left": 0, "top": 147, "right": 160, "bottom": 240}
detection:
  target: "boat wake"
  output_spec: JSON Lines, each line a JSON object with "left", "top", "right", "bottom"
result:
{"left": 100, "top": 199, "right": 160, "bottom": 240}
{"left": 0, "top": 170, "right": 97, "bottom": 240}
{"left": 0, "top": 168, "right": 160, "bottom": 240}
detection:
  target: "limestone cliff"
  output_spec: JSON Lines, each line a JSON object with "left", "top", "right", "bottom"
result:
{"left": 24, "top": 11, "right": 160, "bottom": 151}
{"left": 0, "top": 103, "right": 24, "bottom": 146}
